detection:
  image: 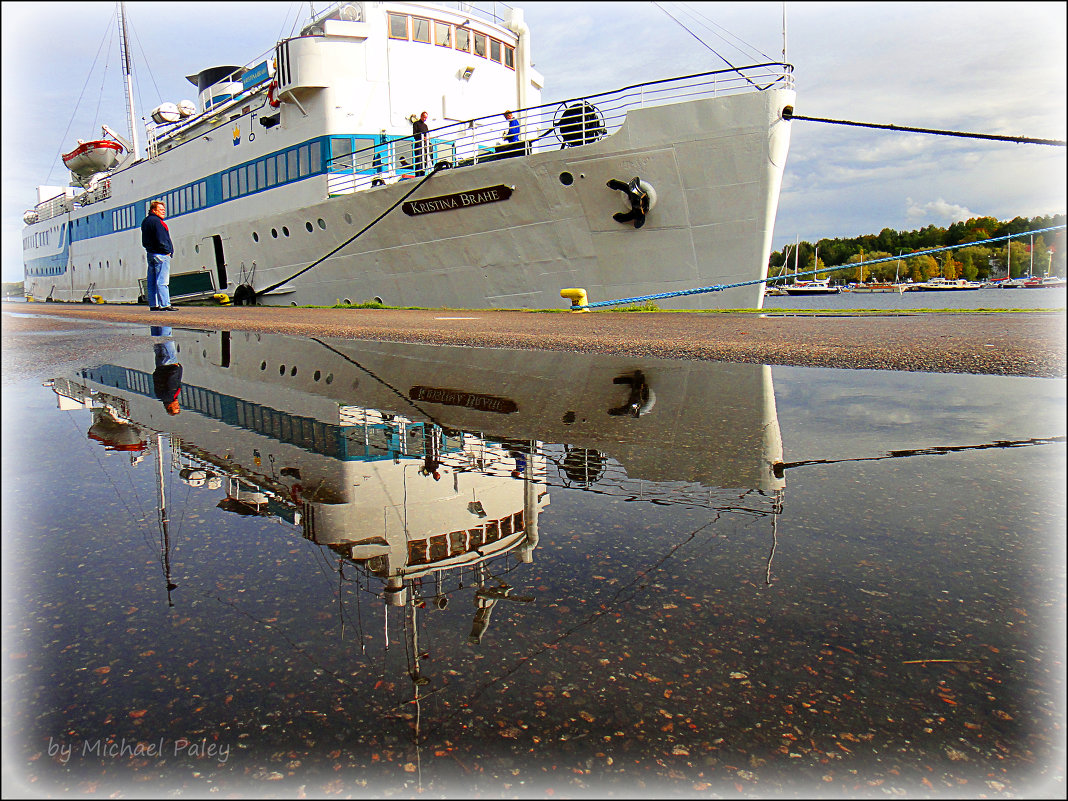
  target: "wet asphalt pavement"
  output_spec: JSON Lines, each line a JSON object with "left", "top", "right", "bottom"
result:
{"left": 2, "top": 301, "right": 1065, "bottom": 379}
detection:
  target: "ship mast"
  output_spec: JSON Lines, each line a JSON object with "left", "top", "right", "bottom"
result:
{"left": 118, "top": 2, "right": 140, "bottom": 160}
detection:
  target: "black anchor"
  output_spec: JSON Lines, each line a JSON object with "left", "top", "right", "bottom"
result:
{"left": 606, "top": 176, "right": 650, "bottom": 229}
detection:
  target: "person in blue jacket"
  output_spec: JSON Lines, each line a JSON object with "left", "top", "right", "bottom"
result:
{"left": 141, "top": 200, "right": 175, "bottom": 311}
{"left": 503, "top": 110, "right": 520, "bottom": 143}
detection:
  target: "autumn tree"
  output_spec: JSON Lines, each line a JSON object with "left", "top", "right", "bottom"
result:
{"left": 906, "top": 254, "right": 938, "bottom": 282}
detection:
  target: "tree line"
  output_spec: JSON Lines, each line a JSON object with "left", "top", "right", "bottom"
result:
{"left": 769, "top": 214, "right": 1066, "bottom": 284}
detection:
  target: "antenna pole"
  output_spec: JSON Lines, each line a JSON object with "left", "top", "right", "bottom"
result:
{"left": 118, "top": 2, "right": 140, "bottom": 160}
{"left": 782, "top": 2, "right": 788, "bottom": 63}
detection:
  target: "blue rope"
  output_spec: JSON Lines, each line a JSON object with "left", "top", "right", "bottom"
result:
{"left": 577, "top": 224, "right": 1067, "bottom": 309}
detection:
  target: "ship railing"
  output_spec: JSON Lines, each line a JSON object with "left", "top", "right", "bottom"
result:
{"left": 326, "top": 62, "right": 793, "bottom": 197}
{"left": 31, "top": 194, "right": 75, "bottom": 223}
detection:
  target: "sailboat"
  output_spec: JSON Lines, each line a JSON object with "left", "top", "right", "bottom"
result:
{"left": 784, "top": 245, "right": 840, "bottom": 295}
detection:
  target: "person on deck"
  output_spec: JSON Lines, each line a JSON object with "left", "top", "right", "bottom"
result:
{"left": 412, "top": 111, "right": 430, "bottom": 174}
{"left": 503, "top": 110, "right": 520, "bottom": 143}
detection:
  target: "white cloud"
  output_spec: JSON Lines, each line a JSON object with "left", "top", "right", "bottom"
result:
{"left": 904, "top": 197, "right": 976, "bottom": 226}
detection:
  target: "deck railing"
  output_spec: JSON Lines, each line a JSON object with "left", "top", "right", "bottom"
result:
{"left": 327, "top": 63, "right": 793, "bottom": 197}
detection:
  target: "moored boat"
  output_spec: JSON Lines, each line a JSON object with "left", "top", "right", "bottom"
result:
{"left": 847, "top": 282, "right": 905, "bottom": 293}
{"left": 903, "top": 277, "right": 982, "bottom": 291}
{"left": 22, "top": 2, "right": 796, "bottom": 310}
{"left": 1021, "top": 275, "right": 1067, "bottom": 288}
{"left": 783, "top": 278, "right": 840, "bottom": 295}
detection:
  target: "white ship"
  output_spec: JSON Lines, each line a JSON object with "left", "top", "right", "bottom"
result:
{"left": 23, "top": 2, "right": 795, "bottom": 310}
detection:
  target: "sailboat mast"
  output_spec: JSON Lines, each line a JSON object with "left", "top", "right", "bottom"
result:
{"left": 118, "top": 2, "right": 140, "bottom": 160}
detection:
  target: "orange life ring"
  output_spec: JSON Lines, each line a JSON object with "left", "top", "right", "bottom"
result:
{"left": 267, "top": 81, "right": 281, "bottom": 108}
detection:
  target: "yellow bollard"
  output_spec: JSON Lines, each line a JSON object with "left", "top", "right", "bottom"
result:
{"left": 213, "top": 293, "right": 232, "bottom": 305}
{"left": 91, "top": 295, "right": 103, "bottom": 303}
{"left": 560, "top": 287, "right": 589, "bottom": 313}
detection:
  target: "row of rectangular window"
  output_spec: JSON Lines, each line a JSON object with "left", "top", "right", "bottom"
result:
{"left": 63, "top": 137, "right": 326, "bottom": 247}
{"left": 222, "top": 141, "right": 322, "bottom": 200}
{"left": 387, "top": 13, "right": 515, "bottom": 69}
{"left": 328, "top": 135, "right": 456, "bottom": 174}
{"left": 25, "top": 228, "right": 53, "bottom": 249}
{"left": 407, "top": 511, "right": 526, "bottom": 565}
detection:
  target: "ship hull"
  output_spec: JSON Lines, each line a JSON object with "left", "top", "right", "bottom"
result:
{"left": 24, "top": 88, "right": 794, "bottom": 311}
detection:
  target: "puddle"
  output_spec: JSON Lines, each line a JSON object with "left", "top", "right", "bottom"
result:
{"left": 3, "top": 326, "right": 1064, "bottom": 797}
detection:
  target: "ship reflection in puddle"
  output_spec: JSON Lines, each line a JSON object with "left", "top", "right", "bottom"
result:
{"left": 48, "top": 329, "right": 784, "bottom": 714}
{"left": 27, "top": 325, "right": 1063, "bottom": 795}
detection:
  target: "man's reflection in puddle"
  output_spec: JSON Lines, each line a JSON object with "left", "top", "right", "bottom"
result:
{"left": 151, "top": 326, "right": 183, "bottom": 416}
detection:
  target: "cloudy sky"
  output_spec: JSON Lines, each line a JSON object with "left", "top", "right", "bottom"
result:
{"left": 2, "top": 1, "right": 1065, "bottom": 283}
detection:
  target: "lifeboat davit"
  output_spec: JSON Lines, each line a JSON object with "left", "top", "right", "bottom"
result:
{"left": 62, "top": 139, "right": 125, "bottom": 178}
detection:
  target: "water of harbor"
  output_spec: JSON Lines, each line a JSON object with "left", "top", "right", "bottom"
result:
{"left": 2, "top": 323, "right": 1064, "bottom": 798}
{"left": 764, "top": 286, "right": 1067, "bottom": 312}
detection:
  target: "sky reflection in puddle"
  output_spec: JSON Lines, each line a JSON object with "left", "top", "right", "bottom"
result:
{"left": 3, "top": 326, "right": 1064, "bottom": 798}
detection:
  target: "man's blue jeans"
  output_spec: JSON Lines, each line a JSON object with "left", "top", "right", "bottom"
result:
{"left": 146, "top": 253, "right": 171, "bottom": 308}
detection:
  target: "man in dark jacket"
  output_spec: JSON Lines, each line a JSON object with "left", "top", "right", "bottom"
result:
{"left": 412, "top": 111, "right": 429, "bottom": 174}
{"left": 141, "top": 200, "right": 175, "bottom": 310}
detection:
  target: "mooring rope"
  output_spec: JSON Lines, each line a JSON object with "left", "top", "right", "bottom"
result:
{"left": 783, "top": 110, "right": 1066, "bottom": 147}
{"left": 252, "top": 164, "right": 443, "bottom": 300}
{"left": 578, "top": 224, "right": 1067, "bottom": 309}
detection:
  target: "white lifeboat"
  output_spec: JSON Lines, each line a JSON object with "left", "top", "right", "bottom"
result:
{"left": 61, "top": 139, "right": 125, "bottom": 179}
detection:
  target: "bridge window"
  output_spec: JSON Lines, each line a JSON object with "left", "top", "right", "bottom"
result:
{"left": 473, "top": 32, "right": 486, "bottom": 58}
{"left": 435, "top": 21, "right": 451, "bottom": 47}
{"left": 490, "top": 38, "right": 501, "bottom": 63}
{"left": 455, "top": 27, "right": 470, "bottom": 52}
{"left": 412, "top": 17, "right": 431, "bottom": 43}
{"left": 388, "top": 13, "right": 408, "bottom": 39}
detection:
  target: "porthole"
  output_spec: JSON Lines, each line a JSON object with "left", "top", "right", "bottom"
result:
{"left": 279, "top": 365, "right": 286, "bottom": 375}
{"left": 559, "top": 172, "right": 574, "bottom": 186}
{"left": 271, "top": 228, "right": 278, "bottom": 238}
{"left": 195, "top": 244, "right": 200, "bottom": 253}
{"left": 260, "top": 361, "right": 267, "bottom": 370}
{"left": 317, "top": 218, "right": 327, "bottom": 230}
{"left": 373, "top": 296, "right": 384, "bottom": 305}
{"left": 325, "top": 373, "right": 334, "bottom": 384}
{"left": 252, "top": 231, "right": 259, "bottom": 242}
{"left": 290, "top": 301, "right": 297, "bottom": 306}
{"left": 344, "top": 212, "right": 353, "bottom": 224}
{"left": 305, "top": 221, "right": 313, "bottom": 232}
{"left": 290, "top": 366, "right": 297, "bottom": 376}
{"left": 343, "top": 298, "right": 352, "bottom": 305}
{"left": 314, "top": 370, "right": 322, "bottom": 382}
{"left": 282, "top": 226, "right": 290, "bottom": 237}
